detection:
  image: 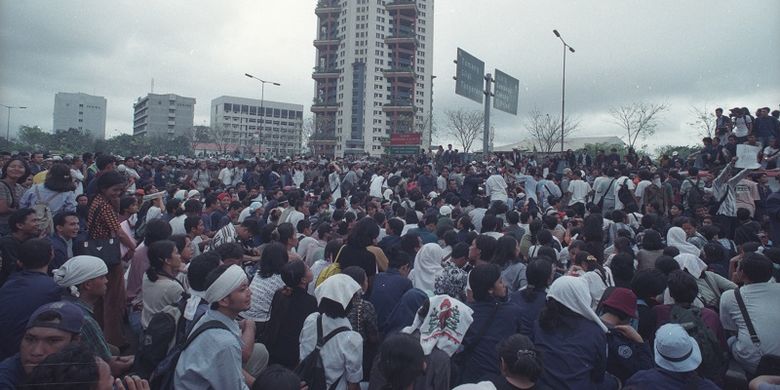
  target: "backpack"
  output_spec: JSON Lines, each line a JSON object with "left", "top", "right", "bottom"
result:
{"left": 133, "top": 202, "right": 153, "bottom": 241}
{"left": 643, "top": 183, "right": 664, "bottom": 211}
{"left": 315, "top": 246, "right": 344, "bottom": 287}
{"left": 148, "top": 320, "right": 228, "bottom": 390}
{"left": 294, "top": 314, "right": 350, "bottom": 390}
{"left": 617, "top": 178, "right": 635, "bottom": 207}
{"left": 32, "top": 185, "right": 62, "bottom": 236}
{"left": 669, "top": 305, "right": 726, "bottom": 381}
{"left": 685, "top": 179, "right": 704, "bottom": 210}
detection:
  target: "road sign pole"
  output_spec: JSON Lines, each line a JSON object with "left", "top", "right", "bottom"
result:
{"left": 483, "top": 73, "right": 493, "bottom": 159}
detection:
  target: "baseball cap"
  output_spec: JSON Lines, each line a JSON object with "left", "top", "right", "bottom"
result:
{"left": 217, "top": 192, "right": 231, "bottom": 201}
{"left": 654, "top": 323, "right": 702, "bottom": 373}
{"left": 26, "top": 301, "right": 84, "bottom": 334}
{"left": 601, "top": 287, "right": 638, "bottom": 318}
{"left": 439, "top": 205, "right": 453, "bottom": 217}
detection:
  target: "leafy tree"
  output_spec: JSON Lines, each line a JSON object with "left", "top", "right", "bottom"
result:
{"left": 18, "top": 126, "right": 52, "bottom": 150}
{"left": 655, "top": 144, "right": 700, "bottom": 159}
{"left": 608, "top": 102, "right": 669, "bottom": 149}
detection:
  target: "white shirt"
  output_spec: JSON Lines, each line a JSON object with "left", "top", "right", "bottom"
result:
{"left": 169, "top": 214, "right": 187, "bottom": 235}
{"left": 485, "top": 174, "right": 508, "bottom": 203}
{"left": 299, "top": 313, "right": 363, "bottom": 390}
{"left": 369, "top": 175, "right": 386, "bottom": 199}
{"left": 567, "top": 179, "right": 591, "bottom": 205}
{"left": 71, "top": 168, "right": 84, "bottom": 195}
{"left": 218, "top": 167, "right": 234, "bottom": 186}
{"left": 634, "top": 180, "right": 652, "bottom": 206}
{"left": 287, "top": 210, "right": 305, "bottom": 229}
{"left": 719, "top": 282, "right": 780, "bottom": 373}
{"left": 733, "top": 116, "right": 752, "bottom": 137}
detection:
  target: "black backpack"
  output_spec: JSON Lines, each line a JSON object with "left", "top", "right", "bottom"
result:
{"left": 294, "top": 314, "right": 350, "bottom": 390}
{"left": 669, "top": 305, "right": 726, "bottom": 382}
{"left": 617, "top": 178, "right": 635, "bottom": 207}
{"left": 685, "top": 179, "right": 704, "bottom": 210}
{"left": 147, "top": 320, "right": 228, "bottom": 390}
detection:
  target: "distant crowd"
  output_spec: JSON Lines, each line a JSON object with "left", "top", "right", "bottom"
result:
{"left": 0, "top": 103, "right": 778, "bottom": 389}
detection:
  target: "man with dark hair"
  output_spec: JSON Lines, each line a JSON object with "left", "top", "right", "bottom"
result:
{"left": 434, "top": 242, "right": 470, "bottom": 302}
{"left": 469, "top": 234, "right": 497, "bottom": 266}
{"left": 0, "top": 239, "right": 61, "bottom": 360}
{"left": 0, "top": 209, "right": 40, "bottom": 286}
{"left": 297, "top": 222, "right": 329, "bottom": 266}
{"left": 85, "top": 154, "right": 116, "bottom": 197}
{"left": 50, "top": 211, "right": 80, "bottom": 271}
{"left": 378, "top": 218, "right": 404, "bottom": 253}
{"left": 370, "top": 249, "right": 413, "bottom": 332}
{"left": 185, "top": 215, "right": 208, "bottom": 257}
{"left": 719, "top": 253, "right": 780, "bottom": 374}
{"left": 183, "top": 252, "right": 222, "bottom": 334}
{"left": 407, "top": 214, "right": 438, "bottom": 244}
{"left": 0, "top": 301, "right": 84, "bottom": 388}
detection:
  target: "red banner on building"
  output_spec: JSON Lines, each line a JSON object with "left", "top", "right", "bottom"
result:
{"left": 390, "top": 132, "right": 422, "bottom": 145}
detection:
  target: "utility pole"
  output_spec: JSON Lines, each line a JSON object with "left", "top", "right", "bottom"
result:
{"left": 483, "top": 73, "right": 494, "bottom": 158}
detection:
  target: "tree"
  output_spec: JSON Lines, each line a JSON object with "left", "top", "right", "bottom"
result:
{"left": 655, "top": 144, "right": 700, "bottom": 159}
{"left": 18, "top": 125, "right": 52, "bottom": 150}
{"left": 203, "top": 125, "right": 230, "bottom": 155}
{"left": 444, "top": 109, "right": 483, "bottom": 153}
{"left": 687, "top": 105, "right": 716, "bottom": 139}
{"left": 608, "top": 102, "right": 669, "bottom": 149}
{"left": 524, "top": 108, "right": 580, "bottom": 153}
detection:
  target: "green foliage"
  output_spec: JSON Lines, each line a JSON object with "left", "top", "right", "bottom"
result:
{"left": 581, "top": 142, "right": 628, "bottom": 157}
{"left": 8, "top": 124, "right": 195, "bottom": 157}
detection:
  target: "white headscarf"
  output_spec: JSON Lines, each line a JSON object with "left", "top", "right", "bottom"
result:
{"left": 674, "top": 254, "right": 708, "bottom": 278}
{"left": 52, "top": 255, "right": 108, "bottom": 297}
{"left": 410, "top": 243, "right": 445, "bottom": 295}
{"left": 204, "top": 265, "right": 247, "bottom": 304}
{"left": 547, "top": 275, "right": 608, "bottom": 333}
{"left": 666, "top": 227, "right": 701, "bottom": 257}
{"left": 315, "top": 274, "right": 362, "bottom": 310}
{"left": 401, "top": 295, "right": 474, "bottom": 357}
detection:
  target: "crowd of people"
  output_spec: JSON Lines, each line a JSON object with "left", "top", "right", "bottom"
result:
{"left": 0, "top": 104, "right": 778, "bottom": 389}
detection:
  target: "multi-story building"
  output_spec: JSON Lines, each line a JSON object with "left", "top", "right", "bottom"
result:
{"left": 309, "top": 0, "right": 434, "bottom": 158}
{"left": 210, "top": 96, "right": 304, "bottom": 157}
{"left": 133, "top": 93, "right": 195, "bottom": 138}
{"left": 53, "top": 92, "right": 107, "bottom": 139}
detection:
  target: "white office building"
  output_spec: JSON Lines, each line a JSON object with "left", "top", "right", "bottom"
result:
{"left": 53, "top": 92, "right": 107, "bottom": 139}
{"left": 210, "top": 96, "right": 304, "bottom": 157}
{"left": 310, "top": 0, "right": 434, "bottom": 158}
{"left": 133, "top": 93, "right": 195, "bottom": 138}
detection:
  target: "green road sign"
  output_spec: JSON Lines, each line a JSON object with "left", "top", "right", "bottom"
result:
{"left": 455, "top": 48, "right": 484, "bottom": 104}
{"left": 493, "top": 69, "right": 519, "bottom": 115}
{"left": 387, "top": 146, "right": 420, "bottom": 155}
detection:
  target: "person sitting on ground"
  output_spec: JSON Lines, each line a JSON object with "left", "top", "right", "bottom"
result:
{"left": 599, "top": 287, "right": 654, "bottom": 383}
{"left": 509, "top": 258, "right": 554, "bottom": 336}
{"left": 625, "top": 323, "right": 720, "bottom": 389}
{"left": 0, "top": 301, "right": 84, "bottom": 389}
{"left": 0, "top": 239, "right": 62, "bottom": 361}
{"left": 52, "top": 255, "right": 135, "bottom": 376}
{"left": 175, "top": 264, "right": 266, "bottom": 389}
{"left": 371, "top": 333, "right": 426, "bottom": 390}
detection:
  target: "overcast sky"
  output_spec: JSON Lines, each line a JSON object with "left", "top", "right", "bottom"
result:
{"left": 1, "top": 0, "right": 778, "bottom": 152}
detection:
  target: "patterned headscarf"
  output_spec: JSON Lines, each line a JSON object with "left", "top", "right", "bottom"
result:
{"left": 402, "top": 295, "right": 474, "bottom": 357}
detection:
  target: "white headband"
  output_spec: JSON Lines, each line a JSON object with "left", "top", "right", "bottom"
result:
{"left": 204, "top": 265, "right": 247, "bottom": 304}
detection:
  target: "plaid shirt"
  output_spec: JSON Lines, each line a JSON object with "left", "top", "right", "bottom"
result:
{"left": 65, "top": 296, "right": 111, "bottom": 360}
{"left": 87, "top": 194, "right": 120, "bottom": 240}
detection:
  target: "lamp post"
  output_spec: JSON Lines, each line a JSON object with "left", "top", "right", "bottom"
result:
{"left": 553, "top": 29, "right": 575, "bottom": 152}
{"left": 1, "top": 104, "right": 27, "bottom": 142}
{"left": 244, "top": 73, "right": 281, "bottom": 157}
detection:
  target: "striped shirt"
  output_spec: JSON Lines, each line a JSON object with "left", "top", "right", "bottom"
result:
{"left": 709, "top": 163, "right": 750, "bottom": 217}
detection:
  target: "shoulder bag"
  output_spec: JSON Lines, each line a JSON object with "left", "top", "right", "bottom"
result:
{"left": 734, "top": 287, "right": 780, "bottom": 376}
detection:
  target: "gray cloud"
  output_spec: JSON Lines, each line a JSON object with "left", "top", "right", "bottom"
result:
{"left": 1, "top": 0, "right": 777, "bottom": 150}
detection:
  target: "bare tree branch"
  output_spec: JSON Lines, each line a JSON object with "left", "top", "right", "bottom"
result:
{"left": 444, "top": 109, "right": 483, "bottom": 153}
{"left": 608, "top": 102, "right": 669, "bottom": 149}
{"left": 687, "top": 104, "right": 716, "bottom": 139}
{"left": 524, "top": 108, "right": 580, "bottom": 153}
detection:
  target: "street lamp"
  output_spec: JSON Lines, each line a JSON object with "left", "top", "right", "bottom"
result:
{"left": 553, "top": 29, "right": 575, "bottom": 152}
{"left": 245, "top": 73, "right": 281, "bottom": 157}
{"left": 1, "top": 104, "right": 27, "bottom": 142}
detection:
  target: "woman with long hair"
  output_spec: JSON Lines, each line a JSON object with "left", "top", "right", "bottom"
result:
{"left": 141, "top": 240, "right": 184, "bottom": 330}
{"left": 570, "top": 251, "right": 614, "bottom": 309}
{"left": 636, "top": 229, "right": 665, "bottom": 270}
{"left": 87, "top": 171, "right": 136, "bottom": 347}
{"left": 263, "top": 260, "right": 316, "bottom": 369}
{"left": 509, "top": 258, "right": 554, "bottom": 336}
{"left": 245, "top": 242, "right": 288, "bottom": 333}
{"left": 0, "top": 158, "right": 30, "bottom": 235}
{"left": 273, "top": 222, "right": 300, "bottom": 261}
{"left": 20, "top": 163, "right": 77, "bottom": 230}
{"left": 492, "top": 235, "right": 527, "bottom": 293}
{"left": 339, "top": 217, "right": 380, "bottom": 287}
